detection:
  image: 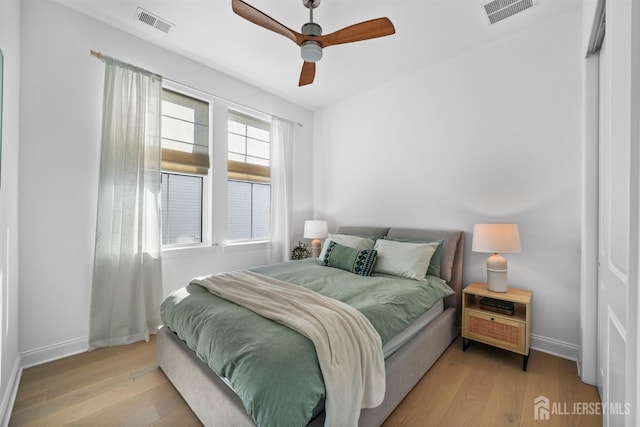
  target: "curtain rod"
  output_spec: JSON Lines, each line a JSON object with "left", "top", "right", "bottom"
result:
{"left": 89, "top": 50, "right": 304, "bottom": 127}
{"left": 90, "top": 50, "right": 105, "bottom": 62}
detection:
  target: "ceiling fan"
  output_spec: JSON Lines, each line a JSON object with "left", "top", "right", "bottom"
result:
{"left": 231, "top": 0, "right": 396, "bottom": 86}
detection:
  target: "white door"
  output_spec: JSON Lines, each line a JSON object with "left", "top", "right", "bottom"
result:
{"left": 596, "top": 37, "right": 606, "bottom": 401}
{"left": 597, "top": 11, "right": 637, "bottom": 424}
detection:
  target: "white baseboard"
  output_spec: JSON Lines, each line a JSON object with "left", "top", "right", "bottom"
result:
{"left": 531, "top": 333, "right": 580, "bottom": 362}
{"left": 0, "top": 355, "right": 22, "bottom": 427}
{"left": 1, "top": 338, "right": 88, "bottom": 424}
{"left": 18, "top": 333, "right": 580, "bottom": 368}
{"left": 20, "top": 336, "right": 88, "bottom": 369}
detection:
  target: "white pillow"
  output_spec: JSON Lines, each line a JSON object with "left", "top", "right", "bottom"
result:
{"left": 318, "top": 234, "right": 376, "bottom": 260}
{"left": 373, "top": 240, "right": 438, "bottom": 281}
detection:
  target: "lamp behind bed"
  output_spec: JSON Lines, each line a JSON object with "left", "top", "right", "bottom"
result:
{"left": 304, "top": 220, "right": 328, "bottom": 258}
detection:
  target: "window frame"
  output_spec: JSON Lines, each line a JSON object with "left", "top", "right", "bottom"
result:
{"left": 226, "top": 178, "right": 272, "bottom": 243}
{"left": 226, "top": 109, "right": 272, "bottom": 244}
{"left": 160, "top": 81, "right": 212, "bottom": 250}
{"left": 160, "top": 171, "right": 207, "bottom": 249}
{"left": 159, "top": 80, "right": 275, "bottom": 254}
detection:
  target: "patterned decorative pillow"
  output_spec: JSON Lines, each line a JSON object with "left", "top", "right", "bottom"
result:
{"left": 321, "top": 241, "right": 377, "bottom": 276}
{"left": 318, "top": 233, "right": 376, "bottom": 260}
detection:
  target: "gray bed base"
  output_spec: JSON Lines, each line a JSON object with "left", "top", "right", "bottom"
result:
{"left": 158, "top": 227, "right": 464, "bottom": 426}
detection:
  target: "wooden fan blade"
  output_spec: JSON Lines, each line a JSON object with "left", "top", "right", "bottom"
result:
{"left": 232, "top": 0, "right": 304, "bottom": 45}
{"left": 317, "top": 17, "right": 395, "bottom": 47}
{"left": 299, "top": 61, "right": 316, "bottom": 86}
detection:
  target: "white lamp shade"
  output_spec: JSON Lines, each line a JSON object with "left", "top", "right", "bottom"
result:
{"left": 303, "top": 220, "right": 328, "bottom": 239}
{"left": 472, "top": 223, "right": 521, "bottom": 293}
{"left": 472, "top": 223, "right": 521, "bottom": 254}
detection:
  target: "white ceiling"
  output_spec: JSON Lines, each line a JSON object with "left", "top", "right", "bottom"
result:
{"left": 55, "top": 0, "right": 581, "bottom": 110}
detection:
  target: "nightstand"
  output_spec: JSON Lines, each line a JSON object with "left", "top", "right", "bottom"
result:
{"left": 462, "top": 282, "right": 532, "bottom": 371}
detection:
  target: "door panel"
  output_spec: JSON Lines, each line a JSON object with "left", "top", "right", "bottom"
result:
{"left": 597, "top": 8, "right": 634, "bottom": 423}
{"left": 607, "top": 309, "right": 627, "bottom": 426}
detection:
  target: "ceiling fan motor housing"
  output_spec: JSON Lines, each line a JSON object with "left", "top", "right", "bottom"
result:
{"left": 301, "top": 22, "right": 323, "bottom": 62}
{"left": 301, "top": 22, "right": 322, "bottom": 36}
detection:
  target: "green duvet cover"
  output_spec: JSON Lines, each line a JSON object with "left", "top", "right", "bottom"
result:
{"left": 160, "top": 258, "right": 454, "bottom": 427}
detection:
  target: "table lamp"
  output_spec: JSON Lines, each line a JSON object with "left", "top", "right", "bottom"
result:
{"left": 303, "top": 220, "right": 328, "bottom": 258}
{"left": 472, "top": 223, "right": 521, "bottom": 292}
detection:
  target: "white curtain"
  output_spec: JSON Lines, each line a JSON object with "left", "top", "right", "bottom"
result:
{"left": 270, "top": 117, "right": 294, "bottom": 263}
{"left": 89, "top": 57, "right": 163, "bottom": 350}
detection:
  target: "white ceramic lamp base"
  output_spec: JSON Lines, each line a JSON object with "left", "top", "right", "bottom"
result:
{"left": 486, "top": 253, "right": 508, "bottom": 292}
{"left": 310, "top": 239, "right": 322, "bottom": 258}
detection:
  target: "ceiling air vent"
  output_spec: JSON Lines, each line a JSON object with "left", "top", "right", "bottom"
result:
{"left": 483, "top": 0, "right": 534, "bottom": 25}
{"left": 135, "top": 7, "right": 175, "bottom": 33}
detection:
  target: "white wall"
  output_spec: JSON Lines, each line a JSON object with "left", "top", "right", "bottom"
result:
{"left": 18, "top": 0, "right": 314, "bottom": 364}
{"left": 314, "top": 8, "right": 583, "bottom": 359}
{"left": 0, "top": 0, "right": 22, "bottom": 421}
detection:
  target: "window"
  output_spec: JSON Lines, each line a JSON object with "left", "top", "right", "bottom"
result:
{"left": 160, "top": 88, "right": 210, "bottom": 246}
{"left": 227, "top": 110, "right": 271, "bottom": 241}
{"left": 158, "top": 84, "right": 275, "bottom": 248}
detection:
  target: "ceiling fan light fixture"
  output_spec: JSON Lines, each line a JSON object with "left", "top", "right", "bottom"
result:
{"left": 301, "top": 41, "right": 322, "bottom": 62}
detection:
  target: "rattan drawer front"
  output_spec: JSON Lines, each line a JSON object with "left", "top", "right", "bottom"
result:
{"left": 463, "top": 310, "right": 526, "bottom": 354}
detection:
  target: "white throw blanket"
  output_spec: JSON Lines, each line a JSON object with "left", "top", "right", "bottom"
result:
{"left": 192, "top": 270, "right": 385, "bottom": 427}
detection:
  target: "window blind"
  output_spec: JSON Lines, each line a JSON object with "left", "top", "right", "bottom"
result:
{"left": 161, "top": 173, "right": 203, "bottom": 245}
{"left": 161, "top": 89, "right": 210, "bottom": 175}
{"left": 227, "top": 180, "right": 271, "bottom": 241}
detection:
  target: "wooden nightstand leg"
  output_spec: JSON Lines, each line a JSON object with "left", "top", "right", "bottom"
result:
{"left": 462, "top": 338, "right": 471, "bottom": 352}
{"left": 523, "top": 354, "right": 529, "bottom": 371}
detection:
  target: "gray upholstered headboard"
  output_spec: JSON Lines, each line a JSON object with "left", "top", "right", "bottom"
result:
{"left": 336, "top": 226, "right": 465, "bottom": 315}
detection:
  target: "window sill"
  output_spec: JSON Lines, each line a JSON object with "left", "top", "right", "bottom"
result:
{"left": 223, "top": 240, "right": 271, "bottom": 253}
{"left": 161, "top": 240, "right": 271, "bottom": 259}
{"left": 161, "top": 244, "right": 219, "bottom": 259}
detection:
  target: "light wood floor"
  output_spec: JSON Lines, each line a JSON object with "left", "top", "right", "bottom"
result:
{"left": 9, "top": 336, "right": 601, "bottom": 426}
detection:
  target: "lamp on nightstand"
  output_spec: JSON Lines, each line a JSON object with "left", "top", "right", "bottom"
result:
{"left": 472, "top": 223, "right": 521, "bottom": 293}
{"left": 303, "top": 220, "right": 328, "bottom": 258}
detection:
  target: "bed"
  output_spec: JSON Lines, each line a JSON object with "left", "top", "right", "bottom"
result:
{"left": 157, "top": 226, "right": 464, "bottom": 426}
